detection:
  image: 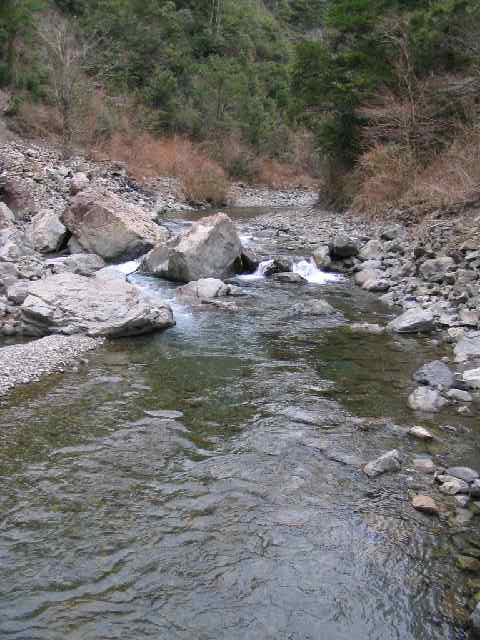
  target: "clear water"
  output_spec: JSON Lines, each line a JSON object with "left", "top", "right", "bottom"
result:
{"left": 0, "top": 209, "right": 478, "bottom": 640}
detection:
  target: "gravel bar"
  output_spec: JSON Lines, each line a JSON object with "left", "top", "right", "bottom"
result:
{"left": 0, "top": 335, "right": 104, "bottom": 396}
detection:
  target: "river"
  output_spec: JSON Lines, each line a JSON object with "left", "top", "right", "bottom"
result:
{"left": 0, "top": 208, "right": 477, "bottom": 639}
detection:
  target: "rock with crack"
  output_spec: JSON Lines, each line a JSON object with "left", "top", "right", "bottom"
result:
{"left": 142, "top": 213, "right": 243, "bottom": 282}
{"left": 63, "top": 188, "right": 169, "bottom": 260}
{"left": 364, "top": 449, "right": 402, "bottom": 477}
{"left": 20, "top": 272, "right": 174, "bottom": 338}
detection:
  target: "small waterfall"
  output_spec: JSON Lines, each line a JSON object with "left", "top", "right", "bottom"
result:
{"left": 238, "top": 259, "right": 274, "bottom": 281}
{"left": 292, "top": 258, "right": 341, "bottom": 284}
{"left": 113, "top": 258, "right": 142, "bottom": 275}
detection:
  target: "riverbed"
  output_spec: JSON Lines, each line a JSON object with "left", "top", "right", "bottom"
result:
{"left": 0, "top": 207, "right": 478, "bottom": 639}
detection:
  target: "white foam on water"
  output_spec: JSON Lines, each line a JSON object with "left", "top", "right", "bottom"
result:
{"left": 238, "top": 259, "right": 274, "bottom": 281}
{"left": 292, "top": 258, "right": 342, "bottom": 284}
{"left": 113, "top": 258, "right": 142, "bottom": 275}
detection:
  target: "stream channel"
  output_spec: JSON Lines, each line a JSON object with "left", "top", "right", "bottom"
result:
{"left": 0, "top": 207, "right": 479, "bottom": 639}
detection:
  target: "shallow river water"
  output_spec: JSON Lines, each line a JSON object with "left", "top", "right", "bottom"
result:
{"left": 0, "top": 209, "right": 479, "bottom": 639}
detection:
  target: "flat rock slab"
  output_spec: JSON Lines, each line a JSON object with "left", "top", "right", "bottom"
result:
{"left": 412, "top": 495, "right": 440, "bottom": 515}
{"left": 20, "top": 272, "right": 175, "bottom": 338}
{"left": 0, "top": 335, "right": 102, "bottom": 396}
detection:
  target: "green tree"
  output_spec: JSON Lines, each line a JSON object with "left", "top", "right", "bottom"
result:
{"left": 0, "top": 0, "right": 44, "bottom": 85}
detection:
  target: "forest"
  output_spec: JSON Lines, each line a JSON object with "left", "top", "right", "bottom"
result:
{"left": 0, "top": 0, "right": 479, "bottom": 211}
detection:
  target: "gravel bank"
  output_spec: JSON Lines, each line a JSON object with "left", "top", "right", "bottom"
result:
{"left": 0, "top": 335, "right": 103, "bottom": 396}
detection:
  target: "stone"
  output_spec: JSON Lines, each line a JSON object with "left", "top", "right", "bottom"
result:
{"left": 0, "top": 202, "right": 15, "bottom": 229}
{"left": 20, "top": 272, "right": 174, "bottom": 338}
{"left": 455, "top": 335, "right": 480, "bottom": 362}
{"left": 447, "top": 388, "right": 473, "bottom": 403}
{"left": 329, "top": 234, "right": 359, "bottom": 260}
{"left": 387, "top": 308, "right": 434, "bottom": 333}
{"left": 420, "top": 257, "right": 455, "bottom": 281}
{"left": 176, "top": 278, "right": 232, "bottom": 300}
{"left": 0, "top": 228, "right": 35, "bottom": 262}
{"left": 63, "top": 188, "right": 169, "bottom": 260}
{"left": 460, "top": 310, "right": 480, "bottom": 327}
{"left": 313, "top": 245, "right": 332, "bottom": 269}
{"left": 363, "top": 449, "right": 402, "bottom": 478}
{"left": 455, "top": 495, "right": 471, "bottom": 508}
{"left": 142, "top": 213, "right": 242, "bottom": 283}
{"left": 414, "top": 360, "right": 454, "bottom": 390}
{"left": 439, "top": 478, "right": 469, "bottom": 495}
{"left": 463, "top": 368, "right": 480, "bottom": 389}
{"left": 381, "top": 224, "right": 405, "bottom": 241}
{"left": 45, "top": 254, "right": 106, "bottom": 277}
{"left": 7, "top": 280, "right": 31, "bottom": 305}
{"left": 289, "top": 299, "right": 336, "bottom": 317}
{"left": 413, "top": 457, "right": 436, "bottom": 474}
{"left": 70, "top": 172, "right": 90, "bottom": 195}
{"left": 264, "top": 257, "right": 291, "bottom": 276}
{"left": 409, "top": 425, "right": 434, "bottom": 440}
{"left": 272, "top": 272, "right": 307, "bottom": 284}
{"left": 470, "top": 602, "right": 480, "bottom": 634}
{"left": 457, "top": 556, "right": 480, "bottom": 572}
{"left": 354, "top": 268, "right": 389, "bottom": 292}
{"left": 412, "top": 495, "right": 440, "bottom": 515}
{"left": 350, "top": 322, "right": 385, "bottom": 334}
{"left": 447, "top": 467, "right": 479, "bottom": 483}
{"left": 28, "top": 209, "right": 68, "bottom": 254}
{"left": 0, "top": 261, "right": 19, "bottom": 292}
{"left": 240, "top": 247, "right": 259, "bottom": 273}
{"left": 470, "top": 480, "right": 480, "bottom": 498}
{"left": 359, "top": 239, "right": 383, "bottom": 261}
{"left": 408, "top": 387, "right": 447, "bottom": 413}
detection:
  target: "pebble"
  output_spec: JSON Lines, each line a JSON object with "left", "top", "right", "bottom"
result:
{"left": 409, "top": 426, "right": 434, "bottom": 441}
{"left": 412, "top": 495, "right": 440, "bottom": 515}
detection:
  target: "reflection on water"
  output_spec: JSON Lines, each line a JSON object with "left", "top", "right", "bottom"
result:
{"left": 0, "top": 210, "right": 477, "bottom": 639}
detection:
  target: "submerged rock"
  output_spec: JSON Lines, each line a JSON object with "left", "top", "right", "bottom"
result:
{"left": 20, "top": 272, "right": 174, "bottom": 338}
{"left": 364, "top": 449, "right": 401, "bottom": 478}
{"left": 412, "top": 495, "right": 440, "bottom": 515}
{"left": 63, "top": 188, "right": 169, "bottom": 260}
{"left": 272, "top": 272, "right": 306, "bottom": 284}
{"left": 289, "top": 299, "right": 336, "bottom": 317}
{"left": 142, "top": 213, "right": 242, "bottom": 282}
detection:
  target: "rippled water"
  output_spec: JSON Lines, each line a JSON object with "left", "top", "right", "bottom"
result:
{"left": 0, "top": 209, "right": 478, "bottom": 639}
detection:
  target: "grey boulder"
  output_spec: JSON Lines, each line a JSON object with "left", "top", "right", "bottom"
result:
{"left": 176, "top": 278, "right": 240, "bottom": 301}
{"left": 414, "top": 360, "right": 454, "bottom": 390}
{"left": 63, "top": 188, "right": 169, "bottom": 260}
{"left": 45, "top": 254, "right": 106, "bottom": 277}
{"left": 20, "top": 272, "right": 174, "bottom": 338}
{"left": 28, "top": 209, "right": 68, "bottom": 254}
{"left": 142, "top": 213, "right": 242, "bottom": 283}
{"left": 388, "top": 308, "right": 434, "bottom": 333}
{"left": 329, "top": 234, "right": 359, "bottom": 259}
{"left": 408, "top": 387, "right": 447, "bottom": 413}
{"left": 0, "top": 202, "right": 15, "bottom": 229}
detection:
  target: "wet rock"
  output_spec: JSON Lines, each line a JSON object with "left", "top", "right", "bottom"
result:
{"left": 289, "top": 299, "right": 336, "bottom": 317}
{"left": 439, "top": 478, "right": 469, "bottom": 495}
{"left": 28, "top": 209, "right": 68, "bottom": 254}
{"left": 363, "top": 449, "right": 401, "bottom": 478}
{"left": 20, "top": 272, "right": 174, "bottom": 338}
{"left": 447, "top": 467, "right": 479, "bottom": 483}
{"left": 272, "top": 272, "right": 307, "bottom": 284}
{"left": 329, "top": 234, "right": 359, "bottom": 259}
{"left": 409, "top": 425, "right": 434, "bottom": 440}
{"left": 412, "top": 495, "right": 440, "bottom": 515}
{"left": 63, "top": 188, "right": 169, "bottom": 260}
{"left": 176, "top": 278, "right": 238, "bottom": 300}
{"left": 142, "top": 213, "right": 242, "bottom": 282}
{"left": 414, "top": 360, "right": 454, "bottom": 390}
{"left": 240, "top": 247, "right": 259, "bottom": 273}
{"left": 408, "top": 387, "right": 447, "bottom": 413}
{"left": 447, "top": 388, "right": 473, "bottom": 403}
{"left": 264, "top": 256, "right": 291, "bottom": 276}
{"left": 388, "top": 308, "right": 434, "bottom": 333}
{"left": 413, "top": 457, "right": 436, "bottom": 474}
{"left": 45, "top": 254, "right": 106, "bottom": 277}
{"left": 313, "top": 245, "right": 331, "bottom": 269}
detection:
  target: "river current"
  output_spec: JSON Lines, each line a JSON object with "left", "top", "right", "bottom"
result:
{"left": 0, "top": 208, "right": 478, "bottom": 639}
